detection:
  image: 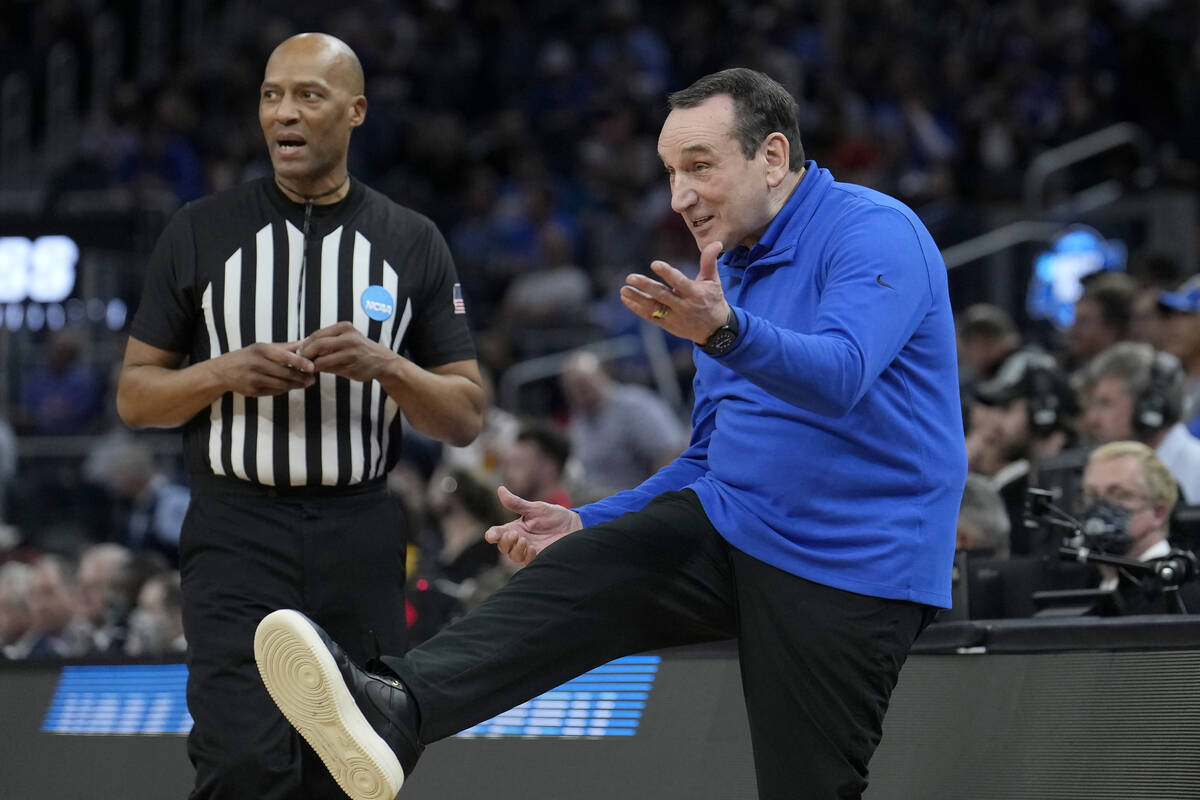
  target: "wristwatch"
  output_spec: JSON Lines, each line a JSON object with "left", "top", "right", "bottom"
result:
{"left": 700, "top": 307, "right": 740, "bottom": 356}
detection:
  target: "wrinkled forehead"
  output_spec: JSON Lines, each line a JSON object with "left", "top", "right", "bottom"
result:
{"left": 263, "top": 39, "right": 359, "bottom": 94}
{"left": 657, "top": 96, "right": 738, "bottom": 160}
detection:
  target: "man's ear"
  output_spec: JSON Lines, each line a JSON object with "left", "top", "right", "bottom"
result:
{"left": 762, "top": 132, "right": 791, "bottom": 187}
{"left": 349, "top": 96, "right": 367, "bottom": 128}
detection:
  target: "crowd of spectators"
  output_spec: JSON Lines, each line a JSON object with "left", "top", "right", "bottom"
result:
{"left": 4, "top": 0, "right": 1200, "bottom": 658}
{"left": 957, "top": 255, "right": 1200, "bottom": 616}
{"left": 10, "top": 1, "right": 1200, "bottom": 339}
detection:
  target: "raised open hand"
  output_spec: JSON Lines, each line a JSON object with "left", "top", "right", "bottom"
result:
{"left": 483, "top": 486, "right": 583, "bottom": 564}
{"left": 620, "top": 240, "right": 728, "bottom": 343}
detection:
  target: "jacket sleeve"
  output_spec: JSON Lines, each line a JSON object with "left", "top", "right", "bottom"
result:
{"left": 714, "top": 205, "right": 936, "bottom": 418}
{"left": 575, "top": 366, "right": 717, "bottom": 527}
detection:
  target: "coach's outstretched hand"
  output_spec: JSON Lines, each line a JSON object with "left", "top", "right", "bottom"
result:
{"left": 484, "top": 486, "right": 583, "bottom": 564}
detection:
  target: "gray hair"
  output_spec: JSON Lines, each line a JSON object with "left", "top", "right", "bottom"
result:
{"left": 1075, "top": 342, "right": 1183, "bottom": 429}
{"left": 959, "top": 473, "right": 1011, "bottom": 557}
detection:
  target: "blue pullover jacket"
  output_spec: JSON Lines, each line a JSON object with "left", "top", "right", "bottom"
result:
{"left": 577, "top": 163, "right": 966, "bottom": 607}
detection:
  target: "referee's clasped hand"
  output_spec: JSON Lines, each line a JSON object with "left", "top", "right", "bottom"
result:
{"left": 484, "top": 486, "right": 583, "bottom": 564}
{"left": 299, "top": 322, "right": 398, "bottom": 383}
{"left": 213, "top": 341, "right": 315, "bottom": 397}
{"left": 620, "top": 240, "right": 729, "bottom": 344}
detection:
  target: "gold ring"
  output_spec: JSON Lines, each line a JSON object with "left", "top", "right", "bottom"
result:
{"left": 652, "top": 304, "right": 670, "bottom": 319}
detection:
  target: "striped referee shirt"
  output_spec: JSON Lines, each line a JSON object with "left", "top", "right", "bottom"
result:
{"left": 130, "top": 177, "right": 476, "bottom": 487}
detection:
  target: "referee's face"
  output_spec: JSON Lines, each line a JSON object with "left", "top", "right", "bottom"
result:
{"left": 260, "top": 35, "right": 366, "bottom": 196}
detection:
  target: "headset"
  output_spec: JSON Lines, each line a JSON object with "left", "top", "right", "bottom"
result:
{"left": 1134, "top": 348, "right": 1184, "bottom": 436}
{"left": 975, "top": 349, "right": 1074, "bottom": 438}
{"left": 1026, "top": 358, "right": 1068, "bottom": 437}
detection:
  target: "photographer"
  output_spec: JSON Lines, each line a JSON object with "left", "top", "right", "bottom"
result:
{"left": 1078, "top": 441, "right": 1199, "bottom": 614}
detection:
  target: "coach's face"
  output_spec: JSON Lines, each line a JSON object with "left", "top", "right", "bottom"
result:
{"left": 259, "top": 35, "right": 366, "bottom": 195}
{"left": 658, "top": 94, "right": 785, "bottom": 252}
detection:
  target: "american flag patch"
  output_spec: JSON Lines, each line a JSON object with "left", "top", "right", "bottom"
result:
{"left": 452, "top": 283, "right": 466, "bottom": 314}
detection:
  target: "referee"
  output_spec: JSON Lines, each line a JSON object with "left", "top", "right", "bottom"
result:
{"left": 116, "top": 33, "right": 484, "bottom": 800}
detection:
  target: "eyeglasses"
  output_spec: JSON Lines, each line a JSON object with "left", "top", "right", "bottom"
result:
{"left": 1079, "top": 487, "right": 1153, "bottom": 513}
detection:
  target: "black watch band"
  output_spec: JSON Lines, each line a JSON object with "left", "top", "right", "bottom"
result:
{"left": 700, "top": 308, "right": 740, "bottom": 356}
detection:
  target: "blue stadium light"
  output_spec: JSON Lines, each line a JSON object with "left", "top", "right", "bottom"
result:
{"left": 1027, "top": 224, "right": 1127, "bottom": 328}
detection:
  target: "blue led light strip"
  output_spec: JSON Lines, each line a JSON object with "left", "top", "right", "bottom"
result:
{"left": 455, "top": 655, "right": 660, "bottom": 739}
{"left": 42, "top": 664, "right": 193, "bottom": 735}
{"left": 40, "top": 655, "right": 661, "bottom": 739}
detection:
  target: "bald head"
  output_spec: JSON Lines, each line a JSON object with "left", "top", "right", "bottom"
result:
{"left": 260, "top": 32, "right": 367, "bottom": 200}
{"left": 267, "top": 33, "right": 364, "bottom": 96}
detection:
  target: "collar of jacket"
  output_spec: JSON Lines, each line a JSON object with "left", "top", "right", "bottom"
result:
{"left": 719, "top": 161, "right": 831, "bottom": 279}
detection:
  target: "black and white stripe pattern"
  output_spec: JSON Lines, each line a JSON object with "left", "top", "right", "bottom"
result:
{"left": 200, "top": 222, "right": 411, "bottom": 486}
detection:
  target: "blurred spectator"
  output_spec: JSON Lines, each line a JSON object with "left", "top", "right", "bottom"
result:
{"left": 560, "top": 350, "right": 689, "bottom": 500}
{"left": 83, "top": 434, "right": 189, "bottom": 567}
{"left": 407, "top": 467, "right": 507, "bottom": 644}
{"left": 115, "top": 83, "right": 206, "bottom": 204}
{"left": 956, "top": 303, "right": 1022, "bottom": 387}
{"left": 1076, "top": 342, "right": 1200, "bottom": 503}
{"left": 76, "top": 543, "right": 136, "bottom": 655}
{"left": 1156, "top": 275, "right": 1200, "bottom": 436}
{"left": 496, "top": 223, "right": 593, "bottom": 331}
{"left": 1128, "top": 251, "right": 1186, "bottom": 348}
{"left": 1065, "top": 271, "right": 1137, "bottom": 370}
{"left": 1130, "top": 286, "right": 1170, "bottom": 350}
{"left": 447, "top": 166, "right": 505, "bottom": 327}
{"left": 501, "top": 422, "right": 574, "bottom": 507}
{"left": 26, "top": 554, "right": 93, "bottom": 659}
{"left": 0, "top": 561, "right": 35, "bottom": 659}
{"left": 125, "top": 570, "right": 186, "bottom": 658}
{"left": 439, "top": 367, "right": 521, "bottom": 487}
{"left": 967, "top": 349, "right": 1078, "bottom": 552}
{"left": 956, "top": 473, "right": 1012, "bottom": 558}
{"left": 13, "top": 329, "right": 104, "bottom": 435}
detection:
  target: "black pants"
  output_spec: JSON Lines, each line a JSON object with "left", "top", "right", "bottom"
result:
{"left": 384, "top": 490, "right": 935, "bottom": 800}
{"left": 181, "top": 480, "right": 408, "bottom": 800}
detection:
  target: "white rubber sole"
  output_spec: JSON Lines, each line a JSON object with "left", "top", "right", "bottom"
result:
{"left": 254, "top": 609, "right": 405, "bottom": 800}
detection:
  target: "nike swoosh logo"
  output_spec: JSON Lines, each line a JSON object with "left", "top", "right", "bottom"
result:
{"left": 876, "top": 274, "right": 895, "bottom": 290}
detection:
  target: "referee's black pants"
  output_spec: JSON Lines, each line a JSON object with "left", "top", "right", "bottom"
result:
{"left": 180, "top": 481, "right": 409, "bottom": 800}
{"left": 385, "top": 489, "right": 935, "bottom": 800}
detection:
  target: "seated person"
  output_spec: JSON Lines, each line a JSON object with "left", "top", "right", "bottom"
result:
{"left": 1076, "top": 341, "right": 1200, "bottom": 504}
{"left": 957, "top": 473, "right": 1011, "bottom": 558}
{"left": 1077, "top": 441, "right": 1200, "bottom": 614}
{"left": 407, "top": 467, "right": 508, "bottom": 644}
{"left": 500, "top": 422, "right": 574, "bottom": 507}
{"left": 967, "top": 348, "right": 1078, "bottom": 553}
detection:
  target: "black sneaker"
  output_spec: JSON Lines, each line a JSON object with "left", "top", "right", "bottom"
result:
{"left": 254, "top": 609, "right": 423, "bottom": 800}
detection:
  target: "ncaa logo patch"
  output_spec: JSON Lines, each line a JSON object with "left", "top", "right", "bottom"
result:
{"left": 360, "top": 285, "right": 394, "bottom": 321}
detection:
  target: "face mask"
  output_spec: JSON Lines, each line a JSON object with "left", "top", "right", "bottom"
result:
{"left": 1075, "top": 499, "right": 1133, "bottom": 555}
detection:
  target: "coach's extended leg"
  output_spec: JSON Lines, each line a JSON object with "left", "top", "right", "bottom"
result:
{"left": 386, "top": 489, "right": 739, "bottom": 742}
